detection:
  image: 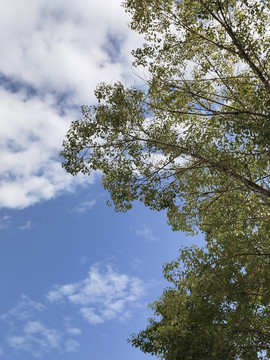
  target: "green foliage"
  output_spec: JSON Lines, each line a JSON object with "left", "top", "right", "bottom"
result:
{"left": 61, "top": 0, "right": 270, "bottom": 236}
{"left": 61, "top": 0, "right": 270, "bottom": 358}
{"left": 129, "top": 245, "right": 270, "bottom": 359}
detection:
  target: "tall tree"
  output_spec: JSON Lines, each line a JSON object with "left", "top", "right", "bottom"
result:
{"left": 61, "top": 0, "right": 270, "bottom": 238}
{"left": 61, "top": 0, "right": 270, "bottom": 358}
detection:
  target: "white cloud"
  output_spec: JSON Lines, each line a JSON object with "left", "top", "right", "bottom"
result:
{"left": 131, "top": 258, "right": 144, "bottom": 269}
{"left": 18, "top": 220, "right": 33, "bottom": 231}
{"left": 0, "top": 346, "right": 3, "bottom": 356}
{"left": 0, "top": 0, "right": 143, "bottom": 210}
{"left": 1, "top": 297, "right": 84, "bottom": 358}
{"left": 0, "top": 294, "right": 45, "bottom": 323}
{"left": 73, "top": 199, "right": 96, "bottom": 213}
{"left": 0, "top": 0, "right": 140, "bottom": 100}
{"left": 66, "top": 327, "right": 82, "bottom": 336}
{"left": 47, "top": 284, "right": 76, "bottom": 303}
{"left": 24, "top": 321, "right": 61, "bottom": 349}
{"left": 65, "top": 339, "right": 80, "bottom": 353}
{"left": 7, "top": 321, "right": 61, "bottom": 358}
{"left": 0, "top": 89, "right": 94, "bottom": 209}
{"left": 135, "top": 225, "right": 158, "bottom": 242}
{"left": 7, "top": 336, "right": 31, "bottom": 352}
{"left": 79, "top": 307, "right": 104, "bottom": 325}
{"left": 47, "top": 264, "right": 145, "bottom": 324}
{"left": 0, "top": 215, "right": 10, "bottom": 230}
{"left": 0, "top": 267, "right": 145, "bottom": 357}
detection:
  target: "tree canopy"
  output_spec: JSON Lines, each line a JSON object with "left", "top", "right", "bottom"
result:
{"left": 129, "top": 245, "right": 270, "bottom": 359}
{"left": 61, "top": 0, "right": 270, "bottom": 358}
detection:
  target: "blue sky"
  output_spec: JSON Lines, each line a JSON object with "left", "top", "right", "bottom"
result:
{"left": 0, "top": 1, "right": 204, "bottom": 359}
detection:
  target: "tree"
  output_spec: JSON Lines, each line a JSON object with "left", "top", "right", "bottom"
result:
{"left": 61, "top": 0, "right": 270, "bottom": 358}
{"left": 129, "top": 245, "right": 270, "bottom": 359}
{"left": 61, "top": 0, "right": 269, "bottom": 238}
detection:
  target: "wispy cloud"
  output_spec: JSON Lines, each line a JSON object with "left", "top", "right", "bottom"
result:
{"left": 66, "top": 327, "right": 82, "bottom": 336}
{"left": 63, "top": 317, "right": 83, "bottom": 337}
{"left": 65, "top": 338, "right": 80, "bottom": 353}
{"left": 0, "top": 265, "right": 145, "bottom": 357}
{"left": 73, "top": 199, "right": 96, "bottom": 213}
{"left": 18, "top": 220, "right": 33, "bottom": 231}
{"left": 131, "top": 258, "right": 144, "bottom": 269}
{"left": 0, "top": 215, "right": 10, "bottom": 230}
{"left": 1, "top": 296, "right": 81, "bottom": 358}
{"left": 80, "top": 307, "right": 104, "bottom": 324}
{"left": 47, "top": 264, "right": 145, "bottom": 324}
{"left": 0, "top": 294, "right": 45, "bottom": 323}
{"left": 135, "top": 225, "right": 158, "bottom": 242}
{"left": 7, "top": 320, "right": 61, "bottom": 358}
